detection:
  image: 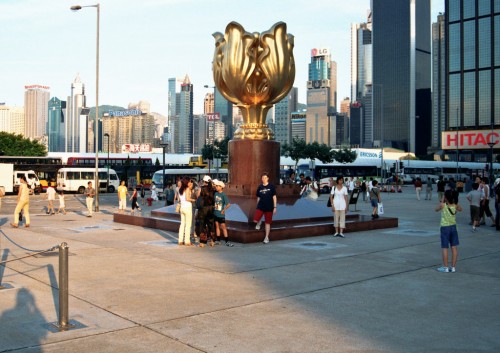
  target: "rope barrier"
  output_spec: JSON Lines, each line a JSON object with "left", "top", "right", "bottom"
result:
{"left": 0, "top": 245, "right": 60, "bottom": 265}
{"left": 1, "top": 231, "right": 52, "bottom": 253}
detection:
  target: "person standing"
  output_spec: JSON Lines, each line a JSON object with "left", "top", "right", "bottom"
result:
{"left": 370, "top": 180, "right": 381, "bottom": 218}
{"left": 45, "top": 182, "right": 56, "bottom": 215}
{"left": 117, "top": 180, "right": 129, "bottom": 214}
{"left": 196, "top": 176, "right": 215, "bottom": 247}
{"left": 435, "top": 190, "right": 462, "bottom": 273}
{"left": 253, "top": 172, "right": 277, "bottom": 244}
{"left": 213, "top": 179, "right": 233, "bottom": 246}
{"left": 330, "top": 176, "right": 349, "bottom": 238}
{"left": 140, "top": 184, "right": 146, "bottom": 205}
{"left": 466, "top": 182, "right": 483, "bottom": 231}
{"left": 178, "top": 177, "right": 195, "bottom": 246}
{"left": 85, "top": 181, "right": 95, "bottom": 217}
{"left": 437, "top": 176, "right": 446, "bottom": 202}
{"left": 360, "top": 180, "right": 367, "bottom": 202}
{"left": 10, "top": 175, "right": 31, "bottom": 228}
{"left": 480, "top": 177, "right": 495, "bottom": 226}
{"left": 424, "top": 177, "right": 433, "bottom": 201}
{"left": 414, "top": 177, "right": 423, "bottom": 200}
{"left": 56, "top": 189, "right": 67, "bottom": 215}
{"left": 165, "top": 183, "right": 175, "bottom": 206}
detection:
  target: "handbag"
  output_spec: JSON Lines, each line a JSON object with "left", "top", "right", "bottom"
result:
{"left": 326, "top": 196, "right": 332, "bottom": 208}
{"left": 175, "top": 203, "right": 181, "bottom": 213}
{"left": 377, "top": 202, "right": 384, "bottom": 215}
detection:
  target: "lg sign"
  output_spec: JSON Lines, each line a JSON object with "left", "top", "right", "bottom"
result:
{"left": 442, "top": 129, "right": 499, "bottom": 150}
{"left": 311, "top": 48, "right": 330, "bottom": 57}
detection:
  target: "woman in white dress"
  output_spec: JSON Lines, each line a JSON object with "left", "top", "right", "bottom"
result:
{"left": 150, "top": 182, "right": 158, "bottom": 201}
{"left": 178, "top": 177, "right": 196, "bottom": 246}
{"left": 330, "top": 176, "right": 349, "bottom": 238}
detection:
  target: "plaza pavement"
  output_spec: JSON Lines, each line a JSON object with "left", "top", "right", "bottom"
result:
{"left": 0, "top": 187, "right": 499, "bottom": 352}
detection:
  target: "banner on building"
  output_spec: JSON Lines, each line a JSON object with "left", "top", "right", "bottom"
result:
{"left": 122, "top": 143, "right": 152, "bottom": 153}
{"left": 207, "top": 113, "right": 220, "bottom": 121}
{"left": 441, "top": 129, "right": 499, "bottom": 150}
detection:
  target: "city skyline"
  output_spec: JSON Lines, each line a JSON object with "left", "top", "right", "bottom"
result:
{"left": 0, "top": 0, "right": 444, "bottom": 117}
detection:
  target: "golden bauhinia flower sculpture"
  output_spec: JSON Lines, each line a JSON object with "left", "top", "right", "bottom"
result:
{"left": 212, "top": 21, "right": 295, "bottom": 140}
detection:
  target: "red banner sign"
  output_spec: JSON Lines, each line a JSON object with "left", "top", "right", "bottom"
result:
{"left": 441, "top": 129, "right": 499, "bottom": 150}
{"left": 207, "top": 113, "right": 220, "bottom": 121}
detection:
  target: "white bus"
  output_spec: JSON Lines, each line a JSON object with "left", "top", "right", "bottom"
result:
{"left": 151, "top": 168, "right": 228, "bottom": 187}
{"left": 56, "top": 168, "right": 120, "bottom": 193}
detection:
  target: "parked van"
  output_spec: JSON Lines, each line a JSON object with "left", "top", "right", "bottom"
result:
{"left": 56, "top": 168, "right": 120, "bottom": 193}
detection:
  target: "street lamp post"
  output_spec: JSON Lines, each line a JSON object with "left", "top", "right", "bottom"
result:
{"left": 456, "top": 107, "right": 459, "bottom": 180}
{"left": 71, "top": 3, "right": 100, "bottom": 211}
{"left": 160, "top": 143, "right": 169, "bottom": 189}
{"left": 488, "top": 123, "right": 497, "bottom": 189}
{"left": 104, "top": 133, "right": 110, "bottom": 190}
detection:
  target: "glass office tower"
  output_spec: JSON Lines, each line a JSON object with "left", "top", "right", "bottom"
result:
{"left": 445, "top": 0, "right": 500, "bottom": 162}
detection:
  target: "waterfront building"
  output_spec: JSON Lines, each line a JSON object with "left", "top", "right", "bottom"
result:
{"left": 24, "top": 84, "right": 50, "bottom": 139}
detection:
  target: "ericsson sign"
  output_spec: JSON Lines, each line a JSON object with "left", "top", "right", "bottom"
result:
{"left": 108, "top": 109, "right": 142, "bottom": 117}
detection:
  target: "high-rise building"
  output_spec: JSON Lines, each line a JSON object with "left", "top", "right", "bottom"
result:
{"left": 24, "top": 84, "right": 50, "bottom": 139}
{"left": 173, "top": 75, "right": 193, "bottom": 153}
{"left": 306, "top": 48, "right": 338, "bottom": 146}
{"left": 351, "top": 14, "right": 373, "bottom": 148}
{"left": 371, "top": 0, "right": 431, "bottom": 155}
{"left": 442, "top": 0, "right": 500, "bottom": 162}
{"left": 340, "top": 97, "right": 351, "bottom": 117}
{"left": 193, "top": 115, "right": 207, "bottom": 154}
{"left": 101, "top": 108, "right": 155, "bottom": 153}
{"left": 431, "top": 13, "right": 446, "bottom": 152}
{"left": 204, "top": 93, "right": 214, "bottom": 114}
{"left": 168, "top": 77, "right": 183, "bottom": 153}
{"left": 214, "top": 88, "right": 233, "bottom": 139}
{"left": 291, "top": 111, "right": 307, "bottom": 141}
{"left": 274, "top": 87, "right": 298, "bottom": 145}
{"left": 0, "top": 105, "right": 24, "bottom": 134}
{"left": 48, "top": 97, "right": 67, "bottom": 152}
{"left": 67, "top": 74, "right": 87, "bottom": 152}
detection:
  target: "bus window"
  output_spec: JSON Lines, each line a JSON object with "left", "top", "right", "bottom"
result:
{"left": 82, "top": 172, "right": 93, "bottom": 180}
{"left": 67, "top": 171, "right": 80, "bottom": 180}
{"left": 98, "top": 172, "right": 107, "bottom": 179}
{"left": 110, "top": 173, "right": 119, "bottom": 180}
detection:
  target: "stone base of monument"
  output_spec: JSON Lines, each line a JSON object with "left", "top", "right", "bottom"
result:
{"left": 113, "top": 195, "right": 398, "bottom": 243}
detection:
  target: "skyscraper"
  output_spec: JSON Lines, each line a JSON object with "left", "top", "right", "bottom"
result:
{"left": 443, "top": 0, "right": 500, "bottom": 162}
{"left": 173, "top": 75, "right": 193, "bottom": 153}
{"left": 431, "top": 13, "right": 446, "bottom": 151}
{"left": 351, "top": 13, "right": 373, "bottom": 148}
{"left": 48, "top": 97, "right": 67, "bottom": 152}
{"left": 0, "top": 105, "right": 24, "bottom": 134}
{"left": 24, "top": 84, "right": 50, "bottom": 139}
{"left": 214, "top": 88, "right": 233, "bottom": 139}
{"left": 67, "top": 74, "right": 87, "bottom": 152}
{"left": 371, "top": 0, "right": 431, "bottom": 155}
{"left": 168, "top": 77, "right": 183, "bottom": 153}
{"left": 306, "top": 48, "right": 338, "bottom": 145}
{"left": 274, "top": 87, "right": 298, "bottom": 145}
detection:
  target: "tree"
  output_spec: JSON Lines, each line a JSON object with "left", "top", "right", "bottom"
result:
{"left": 202, "top": 137, "right": 230, "bottom": 163}
{"left": 0, "top": 132, "right": 46, "bottom": 156}
{"left": 331, "top": 147, "right": 357, "bottom": 164}
{"left": 281, "top": 137, "right": 308, "bottom": 171}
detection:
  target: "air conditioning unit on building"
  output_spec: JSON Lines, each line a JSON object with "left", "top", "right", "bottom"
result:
{"left": 321, "top": 79, "right": 330, "bottom": 88}
{"left": 307, "top": 81, "right": 313, "bottom": 89}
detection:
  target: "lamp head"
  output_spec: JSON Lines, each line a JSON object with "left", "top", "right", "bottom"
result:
{"left": 70, "top": 5, "right": 82, "bottom": 11}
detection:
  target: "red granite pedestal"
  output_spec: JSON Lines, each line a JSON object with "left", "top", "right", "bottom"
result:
{"left": 113, "top": 139, "right": 398, "bottom": 243}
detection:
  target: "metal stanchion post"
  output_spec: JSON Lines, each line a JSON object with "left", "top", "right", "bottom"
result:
{"left": 53, "top": 242, "right": 75, "bottom": 331}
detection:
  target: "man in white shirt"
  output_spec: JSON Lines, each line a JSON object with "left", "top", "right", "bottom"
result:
{"left": 46, "top": 183, "right": 56, "bottom": 215}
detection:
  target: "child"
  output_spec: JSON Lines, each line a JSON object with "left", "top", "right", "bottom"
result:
{"left": 56, "top": 189, "right": 67, "bottom": 215}
{"left": 435, "top": 190, "right": 462, "bottom": 273}
{"left": 213, "top": 179, "right": 233, "bottom": 247}
{"left": 369, "top": 180, "right": 381, "bottom": 218}
{"left": 130, "top": 186, "right": 142, "bottom": 215}
{"left": 466, "top": 182, "right": 483, "bottom": 231}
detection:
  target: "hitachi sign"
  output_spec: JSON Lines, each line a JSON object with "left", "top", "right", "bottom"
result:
{"left": 442, "top": 129, "right": 499, "bottom": 150}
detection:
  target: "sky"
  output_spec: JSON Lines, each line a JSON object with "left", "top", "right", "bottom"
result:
{"left": 0, "top": 0, "right": 444, "bottom": 117}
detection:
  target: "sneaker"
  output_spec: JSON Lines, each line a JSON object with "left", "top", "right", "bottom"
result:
{"left": 215, "top": 241, "right": 220, "bottom": 245}
{"left": 436, "top": 266, "right": 450, "bottom": 273}
{"left": 338, "top": 233, "right": 345, "bottom": 238}
{"left": 263, "top": 237, "right": 269, "bottom": 244}
{"left": 225, "top": 242, "right": 234, "bottom": 247}
{"left": 449, "top": 267, "right": 456, "bottom": 273}
{"left": 472, "top": 227, "right": 476, "bottom": 232}
{"left": 255, "top": 221, "right": 261, "bottom": 230}
{"left": 333, "top": 233, "right": 339, "bottom": 237}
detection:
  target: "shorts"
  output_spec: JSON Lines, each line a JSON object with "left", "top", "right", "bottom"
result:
{"left": 370, "top": 199, "right": 378, "bottom": 208}
{"left": 470, "top": 205, "right": 480, "bottom": 222}
{"left": 440, "top": 225, "right": 459, "bottom": 248}
{"left": 119, "top": 198, "right": 126, "bottom": 210}
{"left": 254, "top": 209, "right": 273, "bottom": 224}
{"left": 214, "top": 215, "right": 226, "bottom": 224}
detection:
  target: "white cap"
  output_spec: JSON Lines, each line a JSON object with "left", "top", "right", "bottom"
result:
{"left": 203, "top": 175, "right": 211, "bottom": 182}
{"left": 213, "top": 179, "right": 225, "bottom": 188}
